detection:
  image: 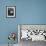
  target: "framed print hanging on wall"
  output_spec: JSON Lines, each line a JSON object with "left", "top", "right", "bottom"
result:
{"left": 6, "top": 6, "right": 16, "bottom": 18}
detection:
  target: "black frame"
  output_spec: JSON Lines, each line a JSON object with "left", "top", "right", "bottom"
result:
{"left": 6, "top": 6, "right": 16, "bottom": 18}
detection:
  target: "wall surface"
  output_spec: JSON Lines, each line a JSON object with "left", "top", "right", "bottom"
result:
{"left": 0, "top": 0, "right": 17, "bottom": 44}
{"left": 0, "top": 0, "right": 46, "bottom": 45}
{"left": 16, "top": 0, "right": 46, "bottom": 24}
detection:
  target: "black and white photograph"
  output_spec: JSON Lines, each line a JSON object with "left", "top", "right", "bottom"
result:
{"left": 6, "top": 6, "right": 16, "bottom": 18}
{"left": 18, "top": 24, "right": 46, "bottom": 46}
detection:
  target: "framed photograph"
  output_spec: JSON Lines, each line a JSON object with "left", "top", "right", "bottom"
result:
{"left": 6, "top": 6, "right": 16, "bottom": 18}
{"left": 18, "top": 24, "right": 46, "bottom": 42}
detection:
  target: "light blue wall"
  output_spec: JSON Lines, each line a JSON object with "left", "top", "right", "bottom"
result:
{"left": 0, "top": 0, "right": 17, "bottom": 44}
{"left": 0, "top": 0, "right": 46, "bottom": 44}
{"left": 16, "top": 0, "right": 46, "bottom": 24}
